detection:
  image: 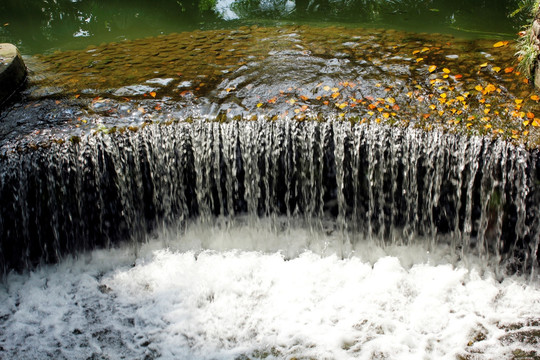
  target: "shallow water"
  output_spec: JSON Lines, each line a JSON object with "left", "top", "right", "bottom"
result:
{"left": 1, "top": 219, "right": 539, "bottom": 360}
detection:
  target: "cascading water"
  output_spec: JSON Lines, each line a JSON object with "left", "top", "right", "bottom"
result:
{"left": 1, "top": 120, "right": 538, "bottom": 277}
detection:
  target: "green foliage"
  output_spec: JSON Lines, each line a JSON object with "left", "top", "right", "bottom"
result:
{"left": 514, "top": 0, "right": 540, "bottom": 78}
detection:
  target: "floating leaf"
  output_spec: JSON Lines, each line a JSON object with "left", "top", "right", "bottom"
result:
{"left": 479, "top": 63, "right": 488, "bottom": 68}
{"left": 323, "top": 85, "right": 330, "bottom": 91}
{"left": 493, "top": 67, "right": 501, "bottom": 73}
{"left": 454, "top": 74, "right": 463, "bottom": 80}
{"left": 493, "top": 41, "right": 508, "bottom": 48}
{"left": 527, "top": 112, "right": 535, "bottom": 119}
{"left": 504, "top": 67, "right": 514, "bottom": 73}
{"left": 428, "top": 65, "right": 437, "bottom": 73}
{"left": 515, "top": 99, "right": 523, "bottom": 105}
{"left": 331, "top": 92, "right": 340, "bottom": 99}
{"left": 533, "top": 119, "right": 540, "bottom": 127}
{"left": 475, "top": 85, "right": 483, "bottom": 92}
{"left": 443, "top": 68, "right": 451, "bottom": 74}
{"left": 531, "top": 95, "right": 540, "bottom": 101}
{"left": 416, "top": 58, "right": 424, "bottom": 62}
{"left": 150, "top": 91, "right": 157, "bottom": 98}
{"left": 421, "top": 47, "right": 430, "bottom": 53}
{"left": 257, "top": 103, "right": 263, "bottom": 108}
{"left": 483, "top": 84, "right": 496, "bottom": 94}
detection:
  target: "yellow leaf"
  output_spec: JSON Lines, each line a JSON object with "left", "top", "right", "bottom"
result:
{"left": 479, "top": 63, "right": 488, "bottom": 68}
{"left": 493, "top": 41, "right": 507, "bottom": 48}
{"left": 515, "top": 99, "right": 523, "bottom": 105}
{"left": 150, "top": 91, "right": 157, "bottom": 98}
{"left": 483, "top": 84, "right": 496, "bottom": 94}
{"left": 257, "top": 103, "right": 263, "bottom": 108}
{"left": 531, "top": 95, "right": 540, "bottom": 101}
{"left": 475, "top": 85, "right": 483, "bottom": 92}
{"left": 440, "top": 93, "right": 447, "bottom": 99}
{"left": 331, "top": 92, "right": 340, "bottom": 99}
{"left": 421, "top": 47, "right": 430, "bottom": 53}
{"left": 533, "top": 119, "right": 540, "bottom": 127}
{"left": 323, "top": 85, "right": 330, "bottom": 91}
{"left": 493, "top": 67, "right": 501, "bottom": 73}
{"left": 416, "top": 58, "right": 424, "bottom": 62}
{"left": 443, "top": 68, "right": 451, "bottom": 74}
{"left": 428, "top": 65, "right": 437, "bottom": 73}
{"left": 523, "top": 120, "right": 530, "bottom": 126}
{"left": 386, "top": 97, "right": 396, "bottom": 104}
{"left": 331, "top": 87, "right": 339, "bottom": 92}
{"left": 412, "top": 50, "right": 421, "bottom": 55}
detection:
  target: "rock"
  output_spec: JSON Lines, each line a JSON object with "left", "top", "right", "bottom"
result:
{"left": 0, "top": 43, "right": 27, "bottom": 107}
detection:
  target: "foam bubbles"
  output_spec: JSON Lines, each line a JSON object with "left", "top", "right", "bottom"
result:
{"left": 1, "top": 223, "right": 539, "bottom": 359}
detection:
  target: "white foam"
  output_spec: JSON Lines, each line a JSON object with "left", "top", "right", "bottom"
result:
{"left": 1, "top": 222, "right": 539, "bottom": 359}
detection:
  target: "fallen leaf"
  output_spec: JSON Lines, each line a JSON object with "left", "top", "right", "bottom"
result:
{"left": 443, "top": 68, "right": 451, "bottom": 74}
{"left": 479, "top": 63, "right": 488, "bottom": 68}
{"left": 493, "top": 41, "right": 508, "bottom": 48}
{"left": 493, "top": 67, "right": 501, "bottom": 73}
{"left": 531, "top": 95, "right": 540, "bottom": 101}
{"left": 428, "top": 65, "right": 437, "bottom": 73}
{"left": 504, "top": 67, "right": 514, "bottom": 73}
{"left": 257, "top": 103, "right": 263, "bottom": 108}
{"left": 150, "top": 91, "right": 156, "bottom": 98}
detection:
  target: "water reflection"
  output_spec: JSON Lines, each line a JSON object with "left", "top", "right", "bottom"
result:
{"left": 0, "top": 0, "right": 530, "bottom": 54}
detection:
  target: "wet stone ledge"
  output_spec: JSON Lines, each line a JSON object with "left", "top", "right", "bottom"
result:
{"left": 0, "top": 43, "right": 27, "bottom": 107}
{"left": 1, "top": 25, "right": 540, "bottom": 150}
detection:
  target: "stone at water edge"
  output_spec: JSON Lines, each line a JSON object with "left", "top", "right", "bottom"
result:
{"left": 0, "top": 43, "right": 27, "bottom": 106}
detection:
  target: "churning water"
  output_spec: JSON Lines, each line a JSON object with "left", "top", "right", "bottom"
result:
{"left": 1, "top": 120, "right": 540, "bottom": 359}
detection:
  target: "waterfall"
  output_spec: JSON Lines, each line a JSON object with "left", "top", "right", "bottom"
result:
{"left": 0, "top": 121, "right": 538, "bottom": 276}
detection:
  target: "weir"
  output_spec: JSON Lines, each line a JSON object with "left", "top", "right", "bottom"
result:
{"left": 0, "top": 120, "right": 538, "bottom": 276}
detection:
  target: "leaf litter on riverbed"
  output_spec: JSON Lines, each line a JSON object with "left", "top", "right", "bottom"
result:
{"left": 10, "top": 25, "right": 538, "bottom": 148}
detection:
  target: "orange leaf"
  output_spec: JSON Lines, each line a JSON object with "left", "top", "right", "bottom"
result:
{"left": 504, "top": 67, "right": 514, "bottom": 73}
{"left": 150, "top": 91, "right": 157, "bottom": 98}
{"left": 493, "top": 41, "right": 506, "bottom": 48}
{"left": 531, "top": 95, "right": 540, "bottom": 101}
{"left": 454, "top": 74, "right": 463, "bottom": 80}
{"left": 527, "top": 112, "right": 535, "bottom": 119}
